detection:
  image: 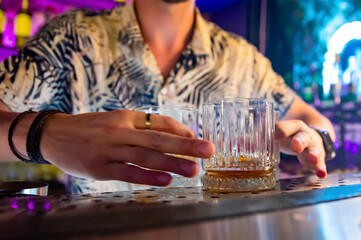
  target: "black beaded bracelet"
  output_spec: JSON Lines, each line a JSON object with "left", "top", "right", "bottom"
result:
{"left": 26, "top": 109, "right": 63, "bottom": 165}
{"left": 8, "top": 110, "right": 37, "bottom": 163}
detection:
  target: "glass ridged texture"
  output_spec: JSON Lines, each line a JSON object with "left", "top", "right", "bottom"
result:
{"left": 273, "top": 110, "right": 281, "bottom": 181}
{"left": 202, "top": 98, "right": 276, "bottom": 191}
{"left": 135, "top": 106, "right": 200, "bottom": 188}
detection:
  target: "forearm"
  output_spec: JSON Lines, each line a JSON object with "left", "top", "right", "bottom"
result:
{"left": 293, "top": 109, "right": 335, "bottom": 141}
{"left": 0, "top": 109, "right": 38, "bottom": 163}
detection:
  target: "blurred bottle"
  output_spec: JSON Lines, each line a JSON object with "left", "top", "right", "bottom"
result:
{"left": 354, "top": 49, "right": 361, "bottom": 102}
{"left": 332, "top": 54, "right": 342, "bottom": 106}
{"left": 15, "top": 0, "right": 31, "bottom": 46}
{"left": 2, "top": 12, "right": 16, "bottom": 48}
{"left": 353, "top": 49, "right": 361, "bottom": 118}
{"left": 0, "top": 6, "right": 5, "bottom": 45}
{"left": 303, "top": 76, "right": 313, "bottom": 104}
{"left": 1, "top": 0, "right": 22, "bottom": 48}
{"left": 293, "top": 63, "right": 302, "bottom": 96}
{"left": 342, "top": 56, "right": 358, "bottom": 103}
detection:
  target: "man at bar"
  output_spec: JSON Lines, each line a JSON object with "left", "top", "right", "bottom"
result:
{"left": 0, "top": 0, "right": 335, "bottom": 193}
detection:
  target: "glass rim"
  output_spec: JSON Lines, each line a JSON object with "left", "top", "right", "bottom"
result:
{"left": 202, "top": 98, "right": 274, "bottom": 107}
{"left": 135, "top": 105, "right": 199, "bottom": 112}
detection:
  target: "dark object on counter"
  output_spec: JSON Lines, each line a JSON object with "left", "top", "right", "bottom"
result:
{"left": 0, "top": 181, "right": 48, "bottom": 197}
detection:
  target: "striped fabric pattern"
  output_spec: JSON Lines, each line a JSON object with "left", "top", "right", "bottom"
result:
{"left": 0, "top": 1, "right": 296, "bottom": 194}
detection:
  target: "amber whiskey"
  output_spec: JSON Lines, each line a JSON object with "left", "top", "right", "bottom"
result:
{"left": 206, "top": 169, "right": 273, "bottom": 179}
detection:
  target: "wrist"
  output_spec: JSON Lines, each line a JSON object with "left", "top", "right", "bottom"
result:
{"left": 309, "top": 126, "right": 336, "bottom": 160}
{"left": 39, "top": 112, "right": 69, "bottom": 162}
{"left": 7, "top": 110, "right": 65, "bottom": 164}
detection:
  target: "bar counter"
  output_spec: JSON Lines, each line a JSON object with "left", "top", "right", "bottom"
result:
{"left": 1, "top": 172, "right": 361, "bottom": 239}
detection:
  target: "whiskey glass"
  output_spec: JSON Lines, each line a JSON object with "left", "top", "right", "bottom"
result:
{"left": 135, "top": 106, "right": 200, "bottom": 187}
{"left": 202, "top": 98, "right": 276, "bottom": 191}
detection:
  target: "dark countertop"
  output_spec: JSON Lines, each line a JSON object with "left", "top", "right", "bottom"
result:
{"left": 1, "top": 172, "right": 361, "bottom": 239}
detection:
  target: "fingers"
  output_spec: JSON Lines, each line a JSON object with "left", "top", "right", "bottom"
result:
{"left": 307, "top": 148, "right": 327, "bottom": 178}
{"left": 109, "top": 128, "right": 215, "bottom": 158}
{"left": 101, "top": 162, "right": 173, "bottom": 186}
{"left": 275, "top": 120, "right": 308, "bottom": 140}
{"left": 315, "top": 164, "right": 327, "bottom": 178}
{"left": 297, "top": 151, "right": 326, "bottom": 178}
{"left": 104, "top": 145, "right": 199, "bottom": 177}
{"left": 291, "top": 131, "right": 313, "bottom": 153}
{"left": 290, "top": 131, "right": 327, "bottom": 178}
{"left": 276, "top": 120, "right": 328, "bottom": 179}
{"left": 131, "top": 111, "right": 196, "bottom": 138}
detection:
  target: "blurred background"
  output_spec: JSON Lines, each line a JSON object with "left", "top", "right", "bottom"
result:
{"left": 0, "top": 0, "right": 360, "bottom": 192}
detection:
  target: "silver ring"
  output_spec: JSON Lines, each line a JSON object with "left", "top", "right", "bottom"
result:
{"left": 145, "top": 113, "right": 151, "bottom": 130}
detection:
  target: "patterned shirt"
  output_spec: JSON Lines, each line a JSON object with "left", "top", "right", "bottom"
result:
{"left": 0, "top": 1, "right": 296, "bottom": 194}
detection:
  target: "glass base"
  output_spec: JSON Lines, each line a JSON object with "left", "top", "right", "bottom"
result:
{"left": 169, "top": 174, "right": 201, "bottom": 187}
{"left": 203, "top": 169, "right": 276, "bottom": 192}
{"left": 274, "top": 167, "right": 280, "bottom": 182}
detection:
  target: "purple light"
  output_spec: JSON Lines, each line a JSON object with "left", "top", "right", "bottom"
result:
{"left": 44, "top": 202, "right": 50, "bottom": 211}
{"left": 10, "top": 199, "right": 19, "bottom": 209}
{"left": 31, "top": 12, "right": 46, "bottom": 36}
{"left": 351, "top": 143, "right": 359, "bottom": 154}
{"left": 334, "top": 141, "right": 340, "bottom": 150}
{"left": 1, "top": 0, "right": 22, "bottom": 12}
{"left": 2, "top": 33, "right": 16, "bottom": 48}
{"left": 344, "top": 140, "right": 351, "bottom": 151}
{"left": 28, "top": 202, "right": 35, "bottom": 211}
{"left": 348, "top": 164, "right": 355, "bottom": 170}
{"left": 0, "top": 47, "right": 18, "bottom": 62}
{"left": 3, "top": 11, "right": 16, "bottom": 48}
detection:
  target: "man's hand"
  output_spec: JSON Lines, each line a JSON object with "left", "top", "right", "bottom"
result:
{"left": 31, "top": 110, "right": 215, "bottom": 186}
{"left": 275, "top": 120, "right": 327, "bottom": 178}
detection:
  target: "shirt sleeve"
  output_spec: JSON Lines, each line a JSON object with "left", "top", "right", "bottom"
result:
{"left": 0, "top": 9, "right": 93, "bottom": 113}
{"left": 250, "top": 47, "right": 297, "bottom": 118}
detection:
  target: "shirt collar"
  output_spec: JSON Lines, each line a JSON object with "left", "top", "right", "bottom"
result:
{"left": 120, "top": 0, "right": 212, "bottom": 57}
{"left": 188, "top": 8, "right": 212, "bottom": 57}
{"left": 119, "top": 0, "right": 144, "bottom": 46}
